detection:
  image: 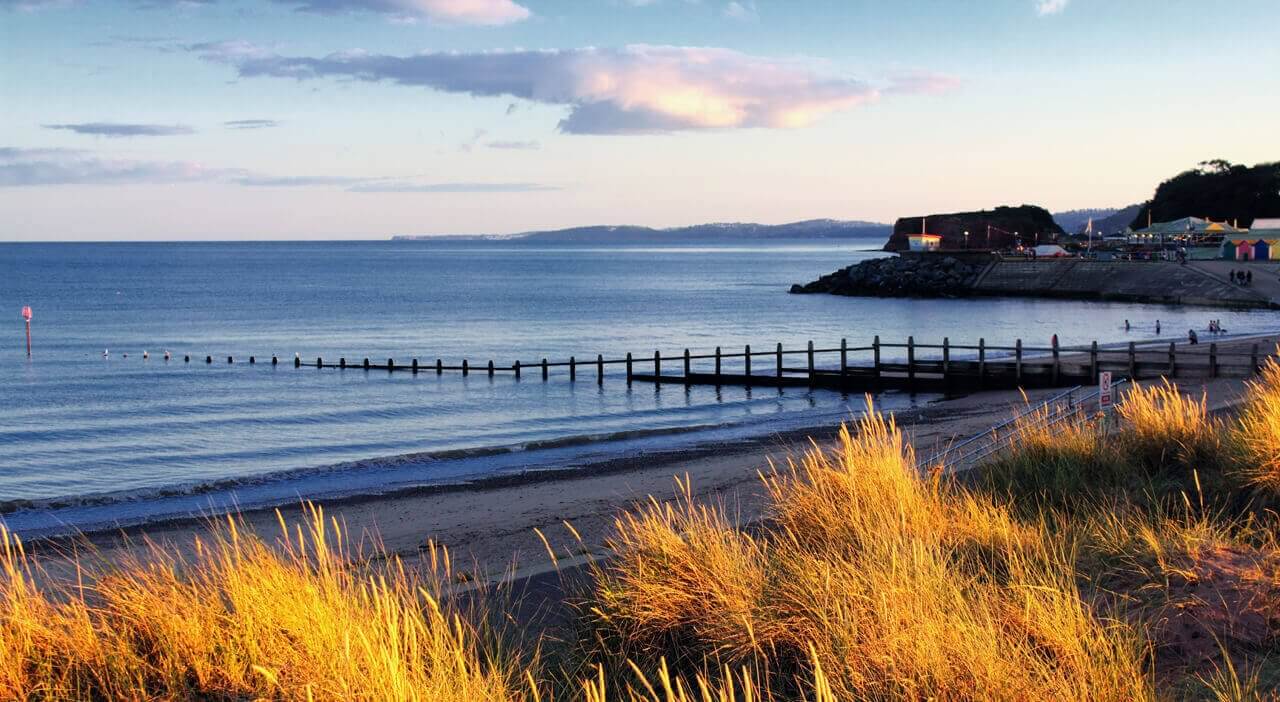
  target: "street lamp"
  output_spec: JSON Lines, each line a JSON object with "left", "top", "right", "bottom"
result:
{"left": 963, "top": 231, "right": 969, "bottom": 249}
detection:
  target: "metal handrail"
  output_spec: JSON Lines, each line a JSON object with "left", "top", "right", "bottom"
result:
{"left": 924, "top": 379, "right": 1129, "bottom": 473}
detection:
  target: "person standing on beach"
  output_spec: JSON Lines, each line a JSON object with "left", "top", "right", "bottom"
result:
{"left": 1125, "top": 320, "right": 1130, "bottom": 332}
{"left": 1156, "top": 320, "right": 1161, "bottom": 335}
{"left": 1189, "top": 329, "right": 1199, "bottom": 345}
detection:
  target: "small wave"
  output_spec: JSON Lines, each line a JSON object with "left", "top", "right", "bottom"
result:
{"left": 0, "top": 420, "right": 749, "bottom": 517}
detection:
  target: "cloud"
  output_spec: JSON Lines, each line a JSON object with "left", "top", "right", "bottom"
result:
{"left": 196, "top": 43, "right": 897, "bottom": 134}
{"left": 722, "top": 1, "right": 757, "bottom": 22}
{"left": 0, "top": 146, "right": 558, "bottom": 192}
{"left": 485, "top": 139, "right": 540, "bottom": 150}
{"left": 0, "top": 147, "right": 231, "bottom": 186}
{"left": 224, "top": 119, "right": 280, "bottom": 129}
{"left": 348, "top": 181, "right": 556, "bottom": 192}
{"left": 273, "top": 0, "right": 531, "bottom": 24}
{"left": 41, "top": 122, "right": 196, "bottom": 137}
{"left": 1035, "top": 0, "right": 1068, "bottom": 15}
{"left": 883, "top": 70, "right": 961, "bottom": 96}
{"left": 9, "top": 0, "right": 530, "bottom": 23}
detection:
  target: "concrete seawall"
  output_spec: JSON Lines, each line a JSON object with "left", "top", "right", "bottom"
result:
{"left": 971, "top": 259, "right": 1277, "bottom": 309}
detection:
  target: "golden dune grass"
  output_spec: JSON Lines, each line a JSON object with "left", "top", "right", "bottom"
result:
{"left": 7, "top": 365, "right": 1280, "bottom": 700}
{"left": 1236, "top": 352, "right": 1280, "bottom": 493}
{"left": 0, "top": 507, "right": 523, "bottom": 702}
{"left": 595, "top": 403, "right": 1153, "bottom": 701}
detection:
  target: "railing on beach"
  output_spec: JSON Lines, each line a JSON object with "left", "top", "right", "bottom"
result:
{"left": 161, "top": 336, "right": 1277, "bottom": 394}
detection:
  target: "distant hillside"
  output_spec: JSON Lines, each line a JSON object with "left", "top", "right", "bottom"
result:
{"left": 1053, "top": 208, "right": 1118, "bottom": 234}
{"left": 1132, "top": 160, "right": 1280, "bottom": 229}
{"left": 394, "top": 219, "right": 891, "bottom": 244}
{"left": 1054, "top": 205, "right": 1142, "bottom": 235}
{"left": 885, "top": 205, "right": 1063, "bottom": 251}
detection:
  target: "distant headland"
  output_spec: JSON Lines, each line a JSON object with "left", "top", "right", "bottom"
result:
{"left": 391, "top": 219, "right": 891, "bottom": 244}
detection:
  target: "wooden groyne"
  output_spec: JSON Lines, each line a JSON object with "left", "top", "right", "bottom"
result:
{"left": 162, "top": 336, "right": 1276, "bottom": 393}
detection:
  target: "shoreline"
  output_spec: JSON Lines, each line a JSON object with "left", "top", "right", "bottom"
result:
{"left": 19, "top": 332, "right": 1280, "bottom": 585}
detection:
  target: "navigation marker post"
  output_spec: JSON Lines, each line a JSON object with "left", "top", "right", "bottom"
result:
{"left": 21, "top": 306, "right": 32, "bottom": 357}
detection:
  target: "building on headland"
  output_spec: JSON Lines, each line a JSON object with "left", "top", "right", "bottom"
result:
{"left": 1133, "top": 216, "right": 1242, "bottom": 246}
{"left": 908, "top": 233, "right": 942, "bottom": 252}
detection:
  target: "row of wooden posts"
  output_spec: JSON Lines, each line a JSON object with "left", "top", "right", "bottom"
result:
{"left": 171, "top": 336, "right": 1273, "bottom": 390}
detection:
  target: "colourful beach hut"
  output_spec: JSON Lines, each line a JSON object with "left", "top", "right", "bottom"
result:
{"left": 1255, "top": 240, "right": 1272, "bottom": 261}
{"left": 1236, "top": 240, "right": 1254, "bottom": 261}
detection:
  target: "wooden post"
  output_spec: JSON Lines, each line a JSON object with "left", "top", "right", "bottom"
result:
{"left": 1251, "top": 344, "right": 1260, "bottom": 374}
{"left": 436, "top": 359, "right": 443, "bottom": 375}
{"left": 462, "top": 359, "right": 468, "bottom": 376}
{"left": 597, "top": 354, "right": 604, "bottom": 386}
{"left": 1209, "top": 343, "right": 1218, "bottom": 378}
{"left": 654, "top": 350, "right": 662, "bottom": 378}
{"left": 363, "top": 357, "right": 370, "bottom": 370}
{"left": 270, "top": 355, "right": 276, "bottom": 366}
{"left": 208, "top": 355, "right": 214, "bottom": 364}
{"left": 1128, "top": 342, "right": 1136, "bottom": 380}
{"left": 942, "top": 337, "right": 950, "bottom": 381}
{"left": 291, "top": 355, "right": 297, "bottom": 367}
{"left": 683, "top": 349, "right": 691, "bottom": 377}
{"left": 514, "top": 360, "right": 521, "bottom": 379}
{"left": 227, "top": 356, "right": 233, "bottom": 364}
{"left": 1051, "top": 336, "right": 1060, "bottom": 385}
{"left": 907, "top": 336, "right": 916, "bottom": 383}
{"left": 714, "top": 346, "right": 722, "bottom": 379}
{"left": 1014, "top": 339, "right": 1022, "bottom": 384}
{"left": 316, "top": 357, "right": 322, "bottom": 369}
{"left": 744, "top": 345, "right": 751, "bottom": 381}
{"left": 340, "top": 357, "right": 347, "bottom": 369}
{"left": 569, "top": 356, "right": 576, "bottom": 382}
{"left": 840, "top": 338, "right": 848, "bottom": 383}
{"left": 412, "top": 358, "right": 419, "bottom": 374}
{"left": 776, "top": 343, "right": 783, "bottom": 378}
{"left": 978, "top": 338, "right": 986, "bottom": 383}
{"left": 1168, "top": 343, "right": 1176, "bottom": 376}
{"left": 249, "top": 356, "right": 255, "bottom": 365}
{"left": 542, "top": 358, "right": 549, "bottom": 381}
{"left": 807, "top": 340, "right": 815, "bottom": 384}
{"left": 388, "top": 358, "right": 395, "bottom": 371}
{"left": 185, "top": 355, "right": 190, "bottom": 363}
{"left": 488, "top": 360, "right": 495, "bottom": 377}
{"left": 873, "top": 336, "right": 882, "bottom": 377}
{"left": 626, "top": 352, "right": 633, "bottom": 385}
{"left": 1089, "top": 341, "right": 1098, "bottom": 383}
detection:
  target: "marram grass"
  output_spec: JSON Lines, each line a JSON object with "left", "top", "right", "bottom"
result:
{"left": 6, "top": 364, "right": 1280, "bottom": 700}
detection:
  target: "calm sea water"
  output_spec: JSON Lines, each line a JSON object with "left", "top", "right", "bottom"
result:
{"left": 2, "top": 240, "right": 1277, "bottom": 535}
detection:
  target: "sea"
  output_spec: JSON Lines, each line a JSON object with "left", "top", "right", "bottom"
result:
{"left": 3, "top": 240, "right": 1277, "bottom": 536}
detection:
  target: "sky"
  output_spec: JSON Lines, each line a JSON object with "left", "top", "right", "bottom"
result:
{"left": 1, "top": 0, "right": 1278, "bottom": 240}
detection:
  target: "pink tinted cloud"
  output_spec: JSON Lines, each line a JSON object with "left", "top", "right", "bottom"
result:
{"left": 206, "top": 44, "right": 925, "bottom": 134}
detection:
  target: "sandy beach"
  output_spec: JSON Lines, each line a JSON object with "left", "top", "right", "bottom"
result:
{"left": 24, "top": 331, "right": 1277, "bottom": 587}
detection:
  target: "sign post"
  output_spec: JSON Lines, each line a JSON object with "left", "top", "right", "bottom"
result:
{"left": 21, "top": 306, "right": 32, "bottom": 357}
{"left": 1098, "top": 371, "right": 1113, "bottom": 434}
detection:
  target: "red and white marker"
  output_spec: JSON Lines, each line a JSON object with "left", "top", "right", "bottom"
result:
{"left": 21, "top": 306, "right": 32, "bottom": 357}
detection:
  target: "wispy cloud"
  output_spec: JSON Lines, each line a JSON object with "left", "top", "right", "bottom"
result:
{"left": 271, "top": 0, "right": 531, "bottom": 25}
{"left": 1036, "top": 0, "right": 1068, "bottom": 16}
{"left": 485, "top": 139, "right": 540, "bottom": 150}
{"left": 224, "top": 119, "right": 280, "bottom": 129}
{"left": 348, "top": 181, "right": 557, "bottom": 192}
{"left": 883, "top": 70, "right": 961, "bottom": 96}
{"left": 722, "top": 1, "right": 757, "bottom": 22}
{"left": 0, "top": 146, "right": 558, "bottom": 193}
{"left": 0, "top": 147, "right": 231, "bottom": 186}
{"left": 41, "top": 122, "right": 196, "bottom": 137}
{"left": 193, "top": 43, "right": 914, "bottom": 135}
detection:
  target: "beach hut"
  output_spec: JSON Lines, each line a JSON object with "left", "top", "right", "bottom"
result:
{"left": 908, "top": 233, "right": 942, "bottom": 252}
{"left": 1255, "top": 240, "right": 1271, "bottom": 261}
{"left": 1220, "top": 239, "right": 1239, "bottom": 259}
{"left": 1236, "top": 240, "right": 1254, "bottom": 261}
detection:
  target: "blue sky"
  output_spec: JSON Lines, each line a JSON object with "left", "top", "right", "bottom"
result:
{"left": 2, "top": 0, "right": 1278, "bottom": 240}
